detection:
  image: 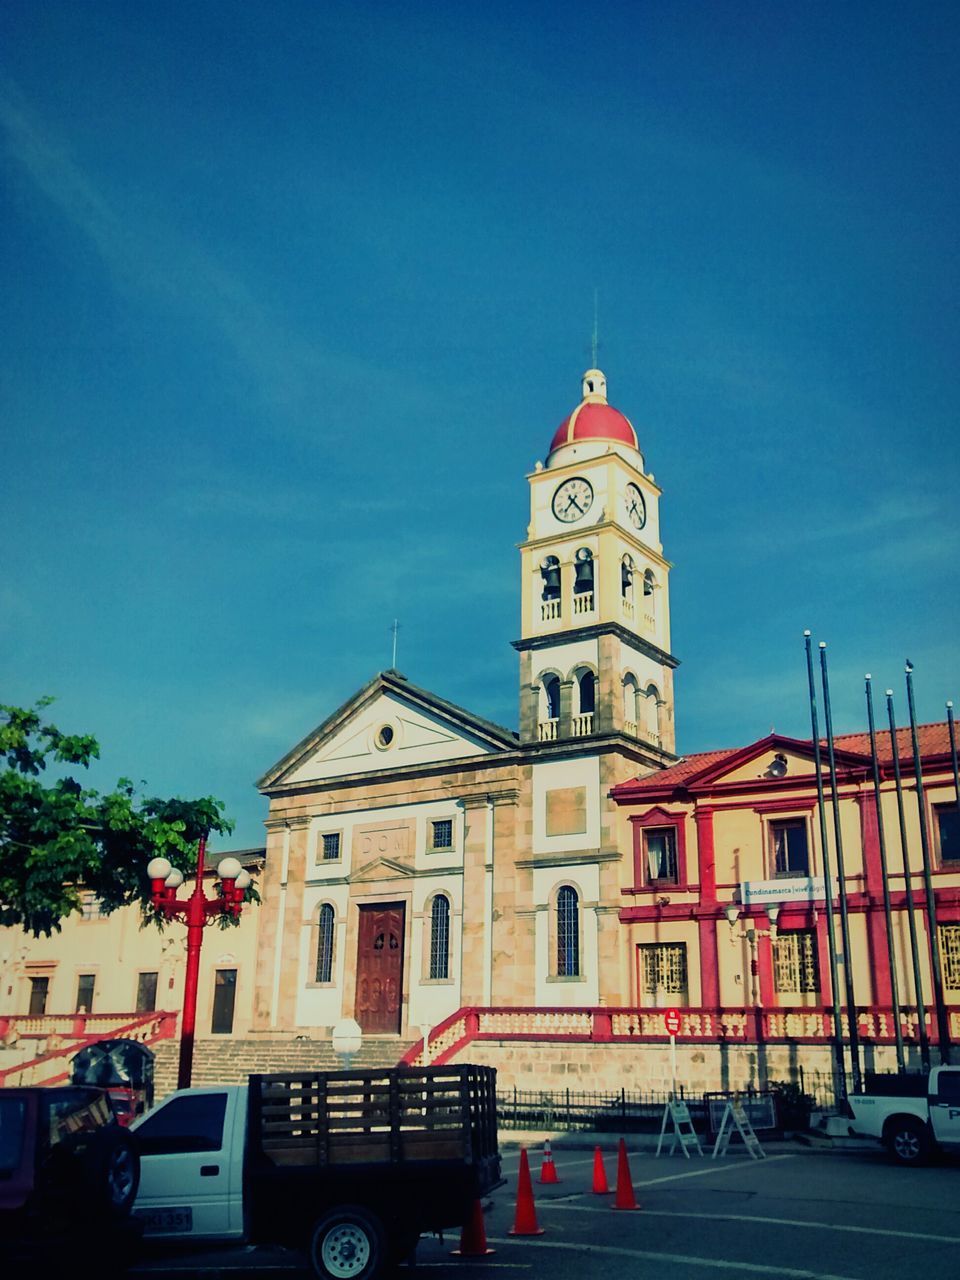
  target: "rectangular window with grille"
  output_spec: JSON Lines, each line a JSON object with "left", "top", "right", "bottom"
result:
{"left": 321, "top": 833, "right": 341, "bottom": 861}
{"left": 638, "top": 943, "right": 687, "bottom": 1001}
{"left": 770, "top": 820, "right": 809, "bottom": 876}
{"left": 643, "top": 827, "right": 678, "bottom": 884}
{"left": 773, "top": 931, "right": 820, "bottom": 995}
{"left": 431, "top": 819, "right": 454, "bottom": 851}
{"left": 943, "top": 925, "right": 960, "bottom": 992}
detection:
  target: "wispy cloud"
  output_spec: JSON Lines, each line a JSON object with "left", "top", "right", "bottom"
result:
{"left": 0, "top": 77, "right": 381, "bottom": 425}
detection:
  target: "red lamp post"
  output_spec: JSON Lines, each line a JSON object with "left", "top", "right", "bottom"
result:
{"left": 147, "top": 836, "right": 250, "bottom": 1090}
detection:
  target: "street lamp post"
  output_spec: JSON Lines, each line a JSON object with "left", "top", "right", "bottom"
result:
{"left": 147, "top": 836, "right": 251, "bottom": 1090}
{"left": 725, "top": 904, "right": 780, "bottom": 1009}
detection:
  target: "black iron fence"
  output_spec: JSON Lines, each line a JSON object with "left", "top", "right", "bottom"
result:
{"left": 496, "top": 1083, "right": 798, "bottom": 1134}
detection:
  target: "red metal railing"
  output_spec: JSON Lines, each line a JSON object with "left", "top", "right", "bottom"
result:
{"left": 403, "top": 1004, "right": 960, "bottom": 1067}
{"left": 0, "top": 1011, "right": 178, "bottom": 1087}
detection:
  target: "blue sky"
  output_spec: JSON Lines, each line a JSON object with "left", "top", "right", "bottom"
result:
{"left": 2, "top": 1, "right": 958, "bottom": 851}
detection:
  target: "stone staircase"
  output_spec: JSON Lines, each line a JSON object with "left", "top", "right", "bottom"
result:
{"left": 153, "top": 1036, "right": 419, "bottom": 1099}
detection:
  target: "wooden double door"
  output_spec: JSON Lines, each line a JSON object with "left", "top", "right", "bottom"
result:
{"left": 354, "top": 903, "right": 405, "bottom": 1034}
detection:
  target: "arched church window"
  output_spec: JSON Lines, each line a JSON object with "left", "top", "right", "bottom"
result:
{"left": 429, "top": 895, "right": 450, "bottom": 980}
{"left": 556, "top": 885, "right": 580, "bottom": 978}
{"left": 543, "top": 674, "right": 560, "bottom": 721}
{"left": 622, "top": 674, "right": 639, "bottom": 733}
{"left": 316, "top": 903, "right": 335, "bottom": 983}
{"left": 643, "top": 685, "right": 661, "bottom": 742}
{"left": 540, "top": 556, "right": 560, "bottom": 601}
{"left": 578, "top": 670, "right": 596, "bottom": 715}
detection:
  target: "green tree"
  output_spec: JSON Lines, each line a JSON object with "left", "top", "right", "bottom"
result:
{"left": 0, "top": 698, "right": 234, "bottom": 937}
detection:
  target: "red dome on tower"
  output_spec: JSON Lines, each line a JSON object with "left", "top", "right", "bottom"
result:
{"left": 548, "top": 369, "right": 639, "bottom": 457}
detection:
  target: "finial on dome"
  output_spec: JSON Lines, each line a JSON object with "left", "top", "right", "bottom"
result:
{"left": 581, "top": 368, "right": 607, "bottom": 402}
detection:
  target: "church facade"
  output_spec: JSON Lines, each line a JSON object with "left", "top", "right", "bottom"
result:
{"left": 252, "top": 369, "right": 681, "bottom": 1040}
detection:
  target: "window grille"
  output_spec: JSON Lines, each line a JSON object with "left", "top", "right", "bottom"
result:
{"left": 321, "top": 833, "right": 341, "bottom": 861}
{"left": 943, "top": 925, "right": 960, "bottom": 992}
{"left": 429, "top": 896, "right": 450, "bottom": 980}
{"left": 556, "top": 886, "right": 580, "bottom": 977}
{"left": 431, "top": 819, "right": 454, "bottom": 850}
{"left": 316, "top": 904, "right": 335, "bottom": 983}
{"left": 639, "top": 943, "right": 687, "bottom": 997}
{"left": 774, "top": 931, "right": 820, "bottom": 994}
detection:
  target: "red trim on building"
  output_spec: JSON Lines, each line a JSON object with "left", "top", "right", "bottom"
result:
{"left": 695, "top": 806, "right": 716, "bottom": 904}
{"left": 699, "top": 915, "right": 720, "bottom": 1006}
{"left": 757, "top": 934, "right": 774, "bottom": 1007}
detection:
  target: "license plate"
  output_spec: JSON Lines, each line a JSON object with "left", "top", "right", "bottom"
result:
{"left": 135, "top": 1206, "right": 193, "bottom": 1234}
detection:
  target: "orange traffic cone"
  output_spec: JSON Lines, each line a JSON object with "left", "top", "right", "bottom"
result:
{"left": 450, "top": 1198, "right": 495, "bottom": 1257}
{"left": 537, "top": 1138, "right": 561, "bottom": 1184}
{"left": 591, "top": 1145, "right": 611, "bottom": 1194}
{"left": 508, "top": 1148, "right": 545, "bottom": 1236}
{"left": 612, "top": 1137, "right": 640, "bottom": 1210}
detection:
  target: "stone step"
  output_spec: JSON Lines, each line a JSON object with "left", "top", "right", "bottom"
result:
{"left": 151, "top": 1037, "right": 418, "bottom": 1100}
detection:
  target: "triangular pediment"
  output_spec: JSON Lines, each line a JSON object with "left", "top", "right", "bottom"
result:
{"left": 258, "top": 670, "right": 518, "bottom": 790}
{"left": 350, "top": 856, "right": 415, "bottom": 884}
{"left": 692, "top": 734, "right": 870, "bottom": 789}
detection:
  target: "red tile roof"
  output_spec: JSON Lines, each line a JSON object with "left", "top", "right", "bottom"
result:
{"left": 619, "top": 722, "right": 954, "bottom": 794}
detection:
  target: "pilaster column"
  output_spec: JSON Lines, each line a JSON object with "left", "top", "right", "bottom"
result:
{"left": 698, "top": 917, "right": 720, "bottom": 1008}
{"left": 252, "top": 818, "right": 290, "bottom": 1029}
{"left": 857, "top": 792, "right": 892, "bottom": 1005}
{"left": 276, "top": 816, "right": 311, "bottom": 1030}
{"left": 558, "top": 678, "right": 575, "bottom": 740}
{"left": 459, "top": 799, "right": 489, "bottom": 1006}
{"left": 694, "top": 807, "right": 716, "bottom": 903}
{"left": 757, "top": 933, "right": 775, "bottom": 1008}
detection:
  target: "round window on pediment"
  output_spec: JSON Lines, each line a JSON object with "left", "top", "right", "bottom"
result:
{"left": 375, "top": 724, "right": 395, "bottom": 750}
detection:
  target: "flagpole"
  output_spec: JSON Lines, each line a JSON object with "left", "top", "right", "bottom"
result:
{"left": 886, "top": 690, "right": 930, "bottom": 1071}
{"left": 803, "top": 632, "right": 847, "bottom": 1101}
{"left": 819, "top": 642, "right": 862, "bottom": 1094}
{"left": 904, "top": 664, "right": 951, "bottom": 1064}
{"left": 865, "top": 676, "right": 905, "bottom": 1072}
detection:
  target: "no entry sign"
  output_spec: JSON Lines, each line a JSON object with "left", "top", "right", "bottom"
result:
{"left": 664, "top": 1007, "right": 682, "bottom": 1035}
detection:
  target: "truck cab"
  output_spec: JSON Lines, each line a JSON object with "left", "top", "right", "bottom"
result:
{"left": 132, "top": 1085, "right": 246, "bottom": 1240}
{"left": 847, "top": 1065, "right": 960, "bottom": 1165}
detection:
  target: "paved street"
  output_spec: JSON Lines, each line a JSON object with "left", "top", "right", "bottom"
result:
{"left": 129, "top": 1138, "right": 960, "bottom": 1280}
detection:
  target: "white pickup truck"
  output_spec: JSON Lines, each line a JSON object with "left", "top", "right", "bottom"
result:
{"left": 846, "top": 1065, "right": 960, "bottom": 1165}
{"left": 130, "top": 1065, "right": 502, "bottom": 1279}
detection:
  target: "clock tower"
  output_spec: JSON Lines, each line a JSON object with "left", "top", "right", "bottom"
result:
{"left": 514, "top": 369, "right": 677, "bottom": 759}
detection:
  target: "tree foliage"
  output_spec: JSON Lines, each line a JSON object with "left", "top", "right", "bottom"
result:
{"left": 0, "top": 699, "right": 234, "bottom": 937}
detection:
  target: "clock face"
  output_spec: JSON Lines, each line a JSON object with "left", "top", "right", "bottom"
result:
{"left": 625, "top": 483, "right": 646, "bottom": 530}
{"left": 552, "top": 477, "right": 593, "bottom": 523}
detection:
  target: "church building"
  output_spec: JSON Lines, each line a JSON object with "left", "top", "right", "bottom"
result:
{"left": 252, "top": 369, "right": 680, "bottom": 1041}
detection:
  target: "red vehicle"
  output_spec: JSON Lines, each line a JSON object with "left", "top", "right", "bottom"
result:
{"left": 0, "top": 1085, "right": 140, "bottom": 1263}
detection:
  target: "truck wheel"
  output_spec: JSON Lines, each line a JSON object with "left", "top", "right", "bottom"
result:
{"left": 310, "top": 1205, "right": 387, "bottom": 1280}
{"left": 82, "top": 1129, "right": 141, "bottom": 1217}
{"left": 886, "top": 1117, "right": 930, "bottom": 1166}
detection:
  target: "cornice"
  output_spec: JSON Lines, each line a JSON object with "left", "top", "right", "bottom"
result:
{"left": 512, "top": 620, "right": 679, "bottom": 669}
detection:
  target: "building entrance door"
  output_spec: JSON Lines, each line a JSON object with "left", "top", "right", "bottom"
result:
{"left": 355, "top": 903, "right": 405, "bottom": 1034}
